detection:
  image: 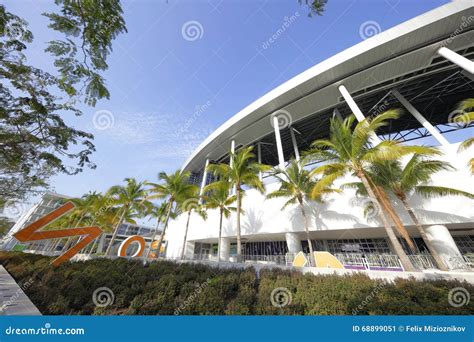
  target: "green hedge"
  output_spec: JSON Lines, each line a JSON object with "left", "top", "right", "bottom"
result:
{"left": 1, "top": 252, "right": 472, "bottom": 315}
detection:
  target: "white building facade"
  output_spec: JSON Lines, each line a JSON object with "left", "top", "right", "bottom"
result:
{"left": 164, "top": 1, "right": 474, "bottom": 271}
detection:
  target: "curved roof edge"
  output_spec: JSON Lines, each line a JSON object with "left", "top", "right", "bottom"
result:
{"left": 182, "top": 1, "right": 473, "bottom": 171}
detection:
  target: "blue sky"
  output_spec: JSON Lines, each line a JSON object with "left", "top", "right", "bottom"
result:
{"left": 5, "top": 0, "right": 458, "bottom": 207}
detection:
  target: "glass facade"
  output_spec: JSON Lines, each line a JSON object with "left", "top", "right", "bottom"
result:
{"left": 453, "top": 236, "right": 474, "bottom": 254}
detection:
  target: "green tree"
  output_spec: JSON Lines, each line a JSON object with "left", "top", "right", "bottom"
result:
{"left": 349, "top": 155, "right": 474, "bottom": 270}
{"left": 455, "top": 98, "right": 474, "bottom": 174}
{"left": 299, "top": 0, "right": 328, "bottom": 16}
{"left": 202, "top": 183, "right": 236, "bottom": 261}
{"left": 207, "top": 146, "right": 270, "bottom": 260}
{"left": 266, "top": 159, "right": 339, "bottom": 265}
{"left": 0, "top": 2, "right": 126, "bottom": 203}
{"left": 145, "top": 170, "right": 196, "bottom": 258}
{"left": 308, "top": 111, "right": 436, "bottom": 272}
{"left": 104, "top": 178, "right": 149, "bottom": 256}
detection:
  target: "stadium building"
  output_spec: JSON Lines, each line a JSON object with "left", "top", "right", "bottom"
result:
{"left": 164, "top": 1, "right": 474, "bottom": 271}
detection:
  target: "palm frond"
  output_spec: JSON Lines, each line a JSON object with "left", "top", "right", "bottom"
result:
{"left": 415, "top": 185, "right": 474, "bottom": 199}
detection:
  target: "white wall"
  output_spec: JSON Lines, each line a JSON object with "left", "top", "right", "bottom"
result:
{"left": 166, "top": 143, "right": 474, "bottom": 258}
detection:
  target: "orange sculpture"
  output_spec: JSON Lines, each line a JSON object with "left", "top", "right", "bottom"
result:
{"left": 118, "top": 235, "right": 146, "bottom": 257}
{"left": 13, "top": 202, "right": 102, "bottom": 267}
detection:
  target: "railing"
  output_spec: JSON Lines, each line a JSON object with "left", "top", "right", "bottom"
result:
{"left": 334, "top": 253, "right": 403, "bottom": 271}
{"left": 446, "top": 255, "right": 474, "bottom": 270}
{"left": 408, "top": 254, "right": 437, "bottom": 270}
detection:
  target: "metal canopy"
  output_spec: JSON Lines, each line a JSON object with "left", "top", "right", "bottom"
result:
{"left": 182, "top": 1, "right": 474, "bottom": 173}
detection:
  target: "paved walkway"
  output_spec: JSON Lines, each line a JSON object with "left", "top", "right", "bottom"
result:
{"left": 0, "top": 266, "right": 41, "bottom": 315}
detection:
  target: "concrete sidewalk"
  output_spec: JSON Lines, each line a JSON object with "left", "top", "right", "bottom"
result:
{"left": 0, "top": 266, "right": 41, "bottom": 315}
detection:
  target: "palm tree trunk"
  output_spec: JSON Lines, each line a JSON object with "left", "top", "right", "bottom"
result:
{"left": 236, "top": 186, "right": 242, "bottom": 261}
{"left": 373, "top": 185, "right": 416, "bottom": 252}
{"left": 357, "top": 171, "right": 415, "bottom": 272}
{"left": 218, "top": 208, "right": 223, "bottom": 262}
{"left": 104, "top": 206, "right": 127, "bottom": 256}
{"left": 62, "top": 237, "right": 73, "bottom": 251}
{"left": 155, "top": 201, "right": 173, "bottom": 258}
{"left": 88, "top": 235, "right": 100, "bottom": 255}
{"left": 145, "top": 213, "right": 163, "bottom": 260}
{"left": 398, "top": 195, "right": 449, "bottom": 271}
{"left": 180, "top": 210, "right": 192, "bottom": 260}
{"left": 299, "top": 201, "right": 315, "bottom": 267}
{"left": 86, "top": 218, "right": 99, "bottom": 255}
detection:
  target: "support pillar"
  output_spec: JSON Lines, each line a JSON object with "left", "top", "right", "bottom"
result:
{"left": 183, "top": 241, "right": 195, "bottom": 260}
{"left": 338, "top": 85, "right": 382, "bottom": 144}
{"left": 438, "top": 47, "right": 474, "bottom": 74}
{"left": 285, "top": 232, "right": 302, "bottom": 254}
{"left": 199, "top": 158, "right": 210, "bottom": 203}
{"left": 392, "top": 89, "right": 450, "bottom": 146}
{"left": 219, "top": 237, "right": 231, "bottom": 261}
{"left": 290, "top": 128, "right": 300, "bottom": 162}
{"left": 424, "top": 225, "right": 462, "bottom": 270}
{"left": 273, "top": 116, "right": 286, "bottom": 169}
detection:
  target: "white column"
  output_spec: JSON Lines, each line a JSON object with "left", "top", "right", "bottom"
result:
{"left": 438, "top": 47, "right": 474, "bottom": 74}
{"left": 338, "top": 85, "right": 382, "bottom": 144}
{"left": 392, "top": 89, "right": 450, "bottom": 147}
{"left": 290, "top": 128, "right": 300, "bottom": 162}
{"left": 199, "top": 158, "right": 210, "bottom": 202}
{"left": 285, "top": 232, "right": 302, "bottom": 254}
{"left": 257, "top": 142, "right": 262, "bottom": 181}
{"left": 183, "top": 241, "right": 195, "bottom": 259}
{"left": 273, "top": 116, "right": 285, "bottom": 169}
{"left": 220, "top": 237, "right": 231, "bottom": 261}
{"left": 424, "top": 225, "right": 462, "bottom": 270}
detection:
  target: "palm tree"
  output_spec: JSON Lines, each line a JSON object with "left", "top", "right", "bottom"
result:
{"left": 146, "top": 170, "right": 196, "bottom": 258}
{"left": 104, "top": 178, "right": 149, "bottom": 256}
{"left": 351, "top": 155, "right": 474, "bottom": 270}
{"left": 203, "top": 182, "right": 236, "bottom": 261}
{"left": 455, "top": 99, "right": 474, "bottom": 174}
{"left": 308, "top": 111, "right": 436, "bottom": 272}
{"left": 266, "top": 159, "right": 339, "bottom": 266}
{"left": 206, "top": 146, "right": 270, "bottom": 260}
{"left": 144, "top": 201, "right": 169, "bottom": 259}
{"left": 179, "top": 190, "right": 207, "bottom": 260}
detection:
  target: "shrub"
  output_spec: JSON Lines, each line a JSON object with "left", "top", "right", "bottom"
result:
{"left": 0, "top": 252, "right": 472, "bottom": 315}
